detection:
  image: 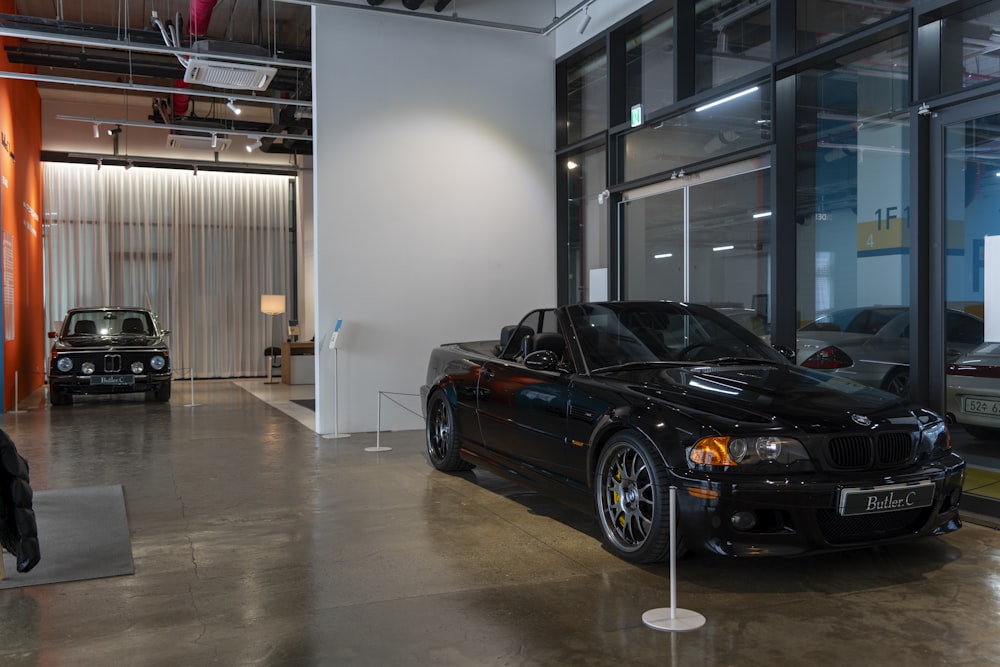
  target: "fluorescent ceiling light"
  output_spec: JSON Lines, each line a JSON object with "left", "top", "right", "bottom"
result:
{"left": 753, "top": 211, "right": 772, "bottom": 219}
{"left": 654, "top": 253, "right": 673, "bottom": 259}
{"left": 695, "top": 86, "right": 759, "bottom": 113}
{"left": 713, "top": 245, "right": 735, "bottom": 252}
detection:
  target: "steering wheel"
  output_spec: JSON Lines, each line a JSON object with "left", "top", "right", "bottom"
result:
{"left": 676, "top": 342, "right": 733, "bottom": 361}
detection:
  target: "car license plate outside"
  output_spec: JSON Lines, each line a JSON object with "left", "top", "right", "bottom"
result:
{"left": 962, "top": 396, "right": 1000, "bottom": 416}
{"left": 91, "top": 375, "right": 134, "bottom": 386}
{"left": 837, "top": 481, "right": 935, "bottom": 517}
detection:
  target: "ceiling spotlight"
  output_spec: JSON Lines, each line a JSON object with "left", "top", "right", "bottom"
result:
{"left": 211, "top": 133, "right": 218, "bottom": 149}
{"left": 246, "top": 137, "right": 263, "bottom": 152}
{"left": 107, "top": 125, "right": 122, "bottom": 136}
{"left": 124, "top": 160, "right": 133, "bottom": 170}
{"left": 577, "top": 6, "right": 592, "bottom": 34}
{"left": 96, "top": 158, "right": 102, "bottom": 171}
{"left": 192, "top": 165, "right": 198, "bottom": 176}
{"left": 226, "top": 99, "right": 241, "bottom": 115}
{"left": 92, "top": 123, "right": 100, "bottom": 139}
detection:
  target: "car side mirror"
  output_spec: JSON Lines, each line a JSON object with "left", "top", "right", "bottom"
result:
{"left": 772, "top": 344, "right": 796, "bottom": 362}
{"left": 524, "top": 350, "right": 561, "bottom": 371}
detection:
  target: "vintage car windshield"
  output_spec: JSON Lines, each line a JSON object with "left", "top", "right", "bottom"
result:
{"left": 565, "top": 301, "right": 786, "bottom": 371}
{"left": 63, "top": 310, "right": 153, "bottom": 337}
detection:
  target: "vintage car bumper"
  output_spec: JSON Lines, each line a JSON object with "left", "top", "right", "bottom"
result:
{"left": 50, "top": 372, "right": 172, "bottom": 395}
{"left": 672, "top": 453, "right": 966, "bottom": 557}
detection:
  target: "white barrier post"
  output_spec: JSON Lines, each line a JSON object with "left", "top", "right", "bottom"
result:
{"left": 642, "top": 486, "right": 706, "bottom": 632}
{"left": 365, "top": 391, "right": 392, "bottom": 452}
{"left": 9, "top": 371, "right": 26, "bottom": 413}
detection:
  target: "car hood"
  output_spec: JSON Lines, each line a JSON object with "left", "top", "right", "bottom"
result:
{"left": 54, "top": 335, "right": 166, "bottom": 350}
{"left": 597, "top": 362, "right": 914, "bottom": 432}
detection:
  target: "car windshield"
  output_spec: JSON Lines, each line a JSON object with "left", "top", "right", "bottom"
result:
{"left": 64, "top": 310, "right": 152, "bottom": 336}
{"left": 565, "top": 302, "right": 787, "bottom": 371}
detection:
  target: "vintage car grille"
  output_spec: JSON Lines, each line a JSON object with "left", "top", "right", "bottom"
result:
{"left": 817, "top": 507, "right": 929, "bottom": 544}
{"left": 104, "top": 354, "right": 123, "bottom": 373}
{"left": 826, "top": 432, "right": 915, "bottom": 470}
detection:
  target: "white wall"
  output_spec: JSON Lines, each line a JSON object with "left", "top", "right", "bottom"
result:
{"left": 312, "top": 7, "right": 557, "bottom": 433}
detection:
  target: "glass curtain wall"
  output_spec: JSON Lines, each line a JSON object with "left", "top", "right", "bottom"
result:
{"left": 695, "top": 0, "right": 771, "bottom": 93}
{"left": 792, "top": 32, "right": 917, "bottom": 397}
{"left": 565, "top": 146, "right": 609, "bottom": 304}
{"left": 622, "top": 160, "right": 771, "bottom": 335}
{"left": 942, "top": 114, "right": 1000, "bottom": 444}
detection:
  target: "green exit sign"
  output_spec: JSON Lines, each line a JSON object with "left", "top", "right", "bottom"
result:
{"left": 630, "top": 104, "right": 643, "bottom": 127}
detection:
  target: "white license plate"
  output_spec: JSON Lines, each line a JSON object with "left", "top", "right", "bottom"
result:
{"left": 962, "top": 396, "right": 1000, "bottom": 416}
{"left": 837, "top": 481, "right": 935, "bottom": 517}
{"left": 91, "top": 375, "right": 134, "bottom": 386}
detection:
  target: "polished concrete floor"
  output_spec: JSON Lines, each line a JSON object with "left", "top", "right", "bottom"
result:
{"left": 1, "top": 379, "right": 999, "bottom": 666}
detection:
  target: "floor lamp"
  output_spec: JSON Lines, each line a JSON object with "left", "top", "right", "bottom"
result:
{"left": 261, "top": 294, "right": 285, "bottom": 384}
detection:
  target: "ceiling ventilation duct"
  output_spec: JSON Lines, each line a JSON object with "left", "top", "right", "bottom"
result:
{"left": 183, "top": 59, "right": 277, "bottom": 90}
{"left": 182, "top": 41, "right": 277, "bottom": 91}
{"left": 167, "top": 133, "right": 232, "bottom": 151}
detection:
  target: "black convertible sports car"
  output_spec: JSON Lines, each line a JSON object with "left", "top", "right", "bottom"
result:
{"left": 421, "top": 301, "right": 965, "bottom": 562}
{"left": 48, "top": 307, "right": 172, "bottom": 406}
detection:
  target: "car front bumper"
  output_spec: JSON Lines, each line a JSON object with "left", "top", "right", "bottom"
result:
{"left": 50, "top": 372, "right": 172, "bottom": 395}
{"left": 672, "top": 453, "right": 966, "bottom": 557}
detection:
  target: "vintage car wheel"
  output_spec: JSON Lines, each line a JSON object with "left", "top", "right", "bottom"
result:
{"left": 425, "top": 391, "right": 472, "bottom": 472}
{"left": 49, "top": 387, "right": 72, "bottom": 406}
{"left": 594, "top": 431, "right": 677, "bottom": 563}
{"left": 152, "top": 381, "right": 172, "bottom": 402}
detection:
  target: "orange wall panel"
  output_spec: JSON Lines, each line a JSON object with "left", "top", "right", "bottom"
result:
{"left": 0, "top": 0, "right": 46, "bottom": 410}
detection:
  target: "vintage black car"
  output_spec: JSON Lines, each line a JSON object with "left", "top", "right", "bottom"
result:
{"left": 421, "top": 301, "right": 965, "bottom": 563}
{"left": 48, "top": 307, "right": 172, "bottom": 406}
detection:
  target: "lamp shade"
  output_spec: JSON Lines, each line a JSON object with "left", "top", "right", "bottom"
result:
{"left": 260, "top": 294, "right": 286, "bottom": 315}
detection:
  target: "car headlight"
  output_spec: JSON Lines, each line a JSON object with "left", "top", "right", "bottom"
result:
{"left": 150, "top": 355, "right": 166, "bottom": 371}
{"left": 921, "top": 420, "right": 950, "bottom": 453}
{"left": 56, "top": 357, "right": 73, "bottom": 373}
{"left": 131, "top": 361, "right": 145, "bottom": 374}
{"left": 81, "top": 362, "right": 95, "bottom": 375}
{"left": 689, "top": 435, "right": 813, "bottom": 470}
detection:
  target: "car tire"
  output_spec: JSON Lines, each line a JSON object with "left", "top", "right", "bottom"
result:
{"left": 594, "top": 430, "right": 680, "bottom": 564}
{"left": 49, "top": 387, "right": 71, "bottom": 406}
{"left": 153, "top": 381, "right": 171, "bottom": 402}
{"left": 965, "top": 425, "right": 1000, "bottom": 441}
{"left": 425, "top": 391, "right": 472, "bottom": 472}
{"left": 882, "top": 368, "right": 910, "bottom": 397}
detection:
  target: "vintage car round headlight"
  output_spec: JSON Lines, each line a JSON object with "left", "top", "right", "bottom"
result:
{"left": 131, "top": 361, "right": 145, "bottom": 374}
{"left": 150, "top": 355, "right": 166, "bottom": 371}
{"left": 56, "top": 357, "right": 73, "bottom": 372}
{"left": 81, "top": 362, "right": 95, "bottom": 375}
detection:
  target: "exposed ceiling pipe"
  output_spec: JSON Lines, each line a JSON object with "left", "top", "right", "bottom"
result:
{"left": 278, "top": 0, "right": 592, "bottom": 35}
{"left": 174, "top": 1, "right": 221, "bottom": 117}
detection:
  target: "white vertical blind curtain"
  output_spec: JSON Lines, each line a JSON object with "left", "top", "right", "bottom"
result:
{"left": 43, "top": 162, "right": 292, "bottom": 379}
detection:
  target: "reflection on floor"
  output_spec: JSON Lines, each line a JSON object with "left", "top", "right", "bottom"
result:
{"left": 1, "top": 379, "right": 999, "bottom": 665}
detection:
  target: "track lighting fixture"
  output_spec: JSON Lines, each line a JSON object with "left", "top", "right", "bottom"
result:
{"left": 577, "top": 5, "right": 592, "bottom": 34}
{"left": 192, "top": 165, "right": 198, "bottom": 176}
{"left": 92, "top": 123, "right": 100, "bottom": 139}
{"left": 107, "top": 125, "right": 122, "bottom": 136}
{"left": 246, "top": 137, "right": 263, "bottom": 152}
{"left": 211, "top": 133, "right": 218, "bottom": 149}
{"left": 125, "top": 160, "right": 133, "bottom": 170}
{"left": 226, "top": 99, "right": 241, "bottom": 115}
{"left": 96, "top": 158, "right": 102, "bottom": 171}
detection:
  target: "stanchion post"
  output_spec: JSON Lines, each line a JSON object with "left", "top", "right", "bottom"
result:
{"left": 641, "top": 486, "right": 706, "bottom": 632}
{"left": 365, "top": 390, "right": 392, "bottom": 452}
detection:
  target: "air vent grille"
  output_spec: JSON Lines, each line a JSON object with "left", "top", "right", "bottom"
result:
{"left": 183, "top": 59, "right": 277, "bottom": 91}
